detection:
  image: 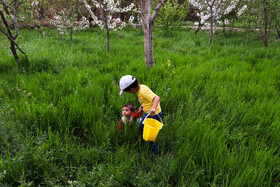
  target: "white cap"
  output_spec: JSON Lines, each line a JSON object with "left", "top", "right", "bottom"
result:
{"left": 119, "top": 75, "right": 136, "bottom": 95}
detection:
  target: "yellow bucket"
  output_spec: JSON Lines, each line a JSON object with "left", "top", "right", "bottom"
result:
{"left": 143, "top": 117, "right": 163, "bottom": 141}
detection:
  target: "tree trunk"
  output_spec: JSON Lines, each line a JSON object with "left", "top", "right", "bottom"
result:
{"left": 98, "top": 0, "right": 109, "bottom": 52}
{"left": 0, "top": 1, "right": 30, "bottom": 66}
{"left": 0, "top": 8, "right": 20, "bottom": 64}
{"left": 70, "top": 28, "right": 73, "bottom": 41}
{"left": 141, "top": 0, "right": 154, "bottom": 68}
{"left": 276, "top": 23, "right": 280, "bottom": 39}
{"left": 140, "top": 0, "right": 166, "bottom": 68}
{"left": 143, "top": 24, "right": 154, "bottom": 68}
{"left": 106, "top": 27, "right": 109, "bottom": 52}
{"left": 209, "top": 6, "right": 214, "bottom": 45}
{"left": 263, "top": 4, "right": 268, "bottom": 47}
{"left": 10, "top": 40, "right": 20, "bottom": 65}
{"left": 195, "top": 21, "right": 202, "bottom": 34}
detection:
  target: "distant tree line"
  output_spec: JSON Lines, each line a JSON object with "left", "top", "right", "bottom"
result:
{"left": 1, "top": 0, "right": 279, "bottom": 67}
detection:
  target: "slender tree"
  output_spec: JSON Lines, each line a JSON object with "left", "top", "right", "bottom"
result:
{"left": 239, "top": 0, "right": 279, "bottom": 47}
{"left": 190, "top": 0, "right": 245, "bottom": 45}
{"left": 253, "top": 0, "right": 276, "bottom": 47}
{"left": 50, "top": 9, "right": 89, "bottom": 40}
{"left": 0, "top": 0, "right": 30, "bottom": 66}
{"left": 140, "top": 0, "right": 167, "bottom": 68}
{"left": 271, "top": 0, "right": 280, "bottom": 39}
{"left": 47, "top": 0, "right": 89, "bottom": 40}
{"left": 82, "top": 0, "right": 135, "bottom": 52}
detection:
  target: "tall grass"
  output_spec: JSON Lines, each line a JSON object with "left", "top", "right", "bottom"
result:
{"left": 0, "top": 27, "right": 280, "bottom": 186}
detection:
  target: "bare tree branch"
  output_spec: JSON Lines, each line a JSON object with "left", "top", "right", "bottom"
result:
{"left": 0, "top": 0, "right": 18, "bottom": 39}
{"left": 0, "top": 0, "right": 14, "bottom": 10}
{"left": 12, "top": 0, "right": 19, "bottom": 39}
{"left": 0, "top": 28, "right": 30, "bottom": 65}
{"left": 0, "top": 1, "right": 30, "bottom": 66}
{"left": 16, "top": 0, "right": 25, "bottom": 9}
{"left": 0, "top": 9, "right": 12, "bottom": 36}
{"left": 150, "top": 0, "right": 167, "bottom": 24}
{"left": 1, "top": 2, "right": 11, "bottom": 15}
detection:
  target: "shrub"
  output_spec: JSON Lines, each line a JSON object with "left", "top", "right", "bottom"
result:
{"left": 155, "top": 0, "right": 189, "bottom": 37}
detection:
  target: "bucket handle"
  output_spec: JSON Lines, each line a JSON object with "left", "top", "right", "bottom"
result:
{"left": 143, "top": 113, "right": 163, "bottom": 125}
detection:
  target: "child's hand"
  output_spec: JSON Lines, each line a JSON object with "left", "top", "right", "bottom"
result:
{"left": 150, "top": 108, "right": 156, "bottom": 115}
{"left": 139, "top": 106, "right": 143, "bottom": 113}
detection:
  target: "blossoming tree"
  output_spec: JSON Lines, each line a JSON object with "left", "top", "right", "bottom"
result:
{"left": 238, "top": 0, "right": 280, "bottom": 47}
{"left": 27, "top": 0, "right": 51, "bottom": 37}
{"left": 190, "top": 0, "right": 247, "bottom": 45}
{"left": 50, "top": 9, "right": 89, "bottom": 40}
{"left": 82, "top": 0, "right": 135, "bottom": 52}
{"left": 46, "top": 0, "right": 89, "bottom": 40}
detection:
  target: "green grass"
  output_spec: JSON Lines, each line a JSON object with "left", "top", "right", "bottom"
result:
{"left": 0, "top": 27, "right": 280, "bottom": 186}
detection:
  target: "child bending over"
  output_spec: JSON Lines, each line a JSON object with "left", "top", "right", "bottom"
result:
{"left": 119, "top": 75, "right": 163, "bottom": 155}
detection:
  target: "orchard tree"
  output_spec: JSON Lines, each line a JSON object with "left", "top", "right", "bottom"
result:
{"left": 140, "top": 0, "right": 167, "bottom": 68}
{"left": 27, "top": 0, "right": 52, "bottom": 37}
{"left": 190, "top": 0, "right": 246, "bottom": 45}
{"left": 256, "top": 0, "right": 270, "bottom": 47}
{"left": 239, "top": 0, "right": 280, "bottom": 47}
{"left": 82, "top": 0, "right": 135, "bottom": 52}
{"left": 220, "top": 3, "right": 247, "bottom": 38}
{"left": 0, "top": 0, "right": 30, "bottom": 66}
{"left": 50, "top": 9, "right": 89, "bottom": 40}
{"left": 49, "top": 0, "right": 88, "bottom": 40}
{"left": 271, "top": 0, "right": 280, "bottom": 39}
{"left": 27, "top": 0, "right": 54, "bottom": 20}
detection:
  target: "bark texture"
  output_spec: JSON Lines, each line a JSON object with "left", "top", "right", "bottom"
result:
{"left": 140, "top": 0, "right": 167, "bottom": 68}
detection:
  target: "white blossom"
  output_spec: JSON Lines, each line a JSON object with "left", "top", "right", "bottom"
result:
{"left": 128, "top": 16, "right": 134, "bottom": 23}
{"left": 237, "top": 5, "right": 247, "bottom": 17}
{"left": 50, "top": 10, "right": 89, "bottom": 36}
{"left": 31, "top": 1, "right": 39, "bottom": 7}
{"left": 82, "top": 0, "right": 138, "bottom": 31}
{"left": 190, "top": 0, "right": 247, "bottom": 30}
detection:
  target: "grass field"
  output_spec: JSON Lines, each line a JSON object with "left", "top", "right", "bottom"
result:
{"left": 0, "top": 27, "right": 280, "bottom": 186}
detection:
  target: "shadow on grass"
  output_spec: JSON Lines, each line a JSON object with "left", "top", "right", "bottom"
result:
{"left": 29, "top": 57, "right": 60, "bottom": 74}
{"left": 0, "top": 61, "right": 15, "bottom": 74}
{"left": 0, "top": 56, "right": 60, "bottom": 74}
